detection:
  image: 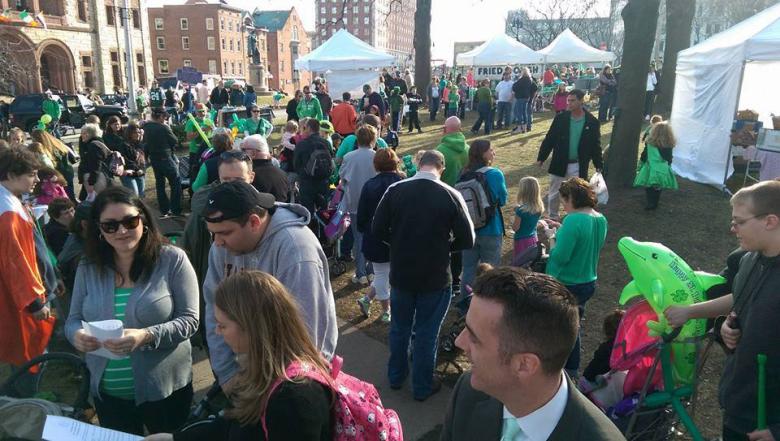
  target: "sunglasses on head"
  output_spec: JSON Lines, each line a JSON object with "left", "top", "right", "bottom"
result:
{"left": 99, "top": 215, "right": 142, "bottom": 234}
{"left": 220, "top": 150, "right": 250, "bottom": 161}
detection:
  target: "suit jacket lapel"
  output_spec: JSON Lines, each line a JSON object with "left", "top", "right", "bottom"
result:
{"left": 548, "top": 377, "right": 585, "bottom": 441}
{"left": 467, "top": 396, "right": 503, "bottom": 441}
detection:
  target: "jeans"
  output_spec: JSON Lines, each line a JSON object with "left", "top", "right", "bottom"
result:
{"left": 461, "top": 235, "right": 503, "bottom": 288}
{"left": 564, "top": 281, "right": 596, "bottom": 373}
{"left": 496, "top": 101, "right": 512, "bottom": 128}
{"left": 94, "top": 383, "right": 193, "bottom": 436}
{"left": 151, "top": 157, "right": 182, "bottom": 215}
{"left": 474, "top": 103, "right": 494, "bottom": 134}
{"left": 120, "top": 175, "right": 145, "bottom": 198}
{"left": 350, "top": 214, "right": 372, "bottom": 278}
{"left": 429, "top": 97, "right": 439, "bottom": 121}
{"left": 391, "top": 110, "right": 401, "bottom": 132}
{"left": 388, "top": 286, "right": 451, "bottom": 398}
{"left": 513, "top": 98, "right": 529, "bottom": 126}
{"left": 598, "top": 91, "right": 615, "bottom": 121}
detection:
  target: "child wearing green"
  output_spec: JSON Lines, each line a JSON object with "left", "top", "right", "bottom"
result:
{"left": 447, "top": 82, "right": 459, "bottom": 117}
{"left": 634, "top": 121, "right": 677, "bottom": 210}
{"left": 388, "top": 86, "right": 404, "bottom": 132}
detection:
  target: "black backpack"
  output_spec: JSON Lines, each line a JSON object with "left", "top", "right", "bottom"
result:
{"left": 305, "top": 145, "right": 335, "bottom": 179}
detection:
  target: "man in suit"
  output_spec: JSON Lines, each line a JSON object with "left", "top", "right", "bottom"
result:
{"left": 536, "top": 89, "right": 603, "bottom": 219}
{"left": 441, "top": 267, "right": 625, "bottom": 441}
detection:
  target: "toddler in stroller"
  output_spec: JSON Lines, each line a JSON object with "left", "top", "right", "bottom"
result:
{"left": 312, "top": 185, "right": 349, "bottom": 277}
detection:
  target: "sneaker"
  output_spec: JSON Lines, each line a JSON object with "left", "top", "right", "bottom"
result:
{"left": 380, "top": 310, "right": 391, "bottom": 323}
{"left": 417, "top": 129, "right": 422, "bottom": 134}
{"left": 414, "top": 377, "right": 442, "bottom": 402}
{"left": 351, "top": 275, "right": 369, "bottom": 285}
{"left": 357, "top": 296, "right": 371, "bottom": 317}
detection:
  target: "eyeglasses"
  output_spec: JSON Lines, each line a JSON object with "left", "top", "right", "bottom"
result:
{"left": 730, "top": 214, "right": 768, "bottom": 228}
{"left": 99, "top": 215, "right": 142, "bottom": 234}
{"left": 251, "top": 110, "right": 261, "bottom": 114}
{"left": 219, "top": 150, "right": 250, "bottom": 161}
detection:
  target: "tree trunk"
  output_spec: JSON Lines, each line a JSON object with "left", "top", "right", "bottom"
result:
{"left": 655, "top": 0, "right": 696, "bottom": 115}
{"left": 605, "top": 0, "right": 661, "bottom": 190}
{"left": 414, "top": 0, "right": 432, "bottom": 103}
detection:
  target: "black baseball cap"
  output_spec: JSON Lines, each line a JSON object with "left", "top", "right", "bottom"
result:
{"left": 202, "top": 181, "right": 275, "bottom": 223}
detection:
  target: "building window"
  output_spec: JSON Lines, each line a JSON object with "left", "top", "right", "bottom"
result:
{"left": 237, "top": 40, "right": 241, "bottom": 52}
{"left": 238, "top": 61, "right": 242, "bottom": 75}
{"left": 223, "top": 61, "right": 227, "bottom": 74}
{"left": 158, "top": 59, "right": 169, "bottom": 74}
{"left": 182, "top": 36, "right": 190, "bottom": 50}
{"left": 207, "top": 36, "right": 215, "bottom": 50}
{"left": 320, "top": 7, "right": 325, "bottom": 13}
{"left": 132, "top": 9, "right": 140, "bottom": 28}
{"left": 292, "top": 25, "right": 299, "bottom": 41}
{"left": 208, "top": 59, "right": 217, "bottom": 74}
{"left": 220, "top": 18, "right": 224, "bottom": 30}
{"left": 81, "top": 55, "right": 94, "bottom": 89}
{"left": 110, "top": 50, "right": 122, "bottom": 88}
{"left": 364, "top": 5, "right": 369, "bottom": 12}
{"left": 183, "top": 59, "right": 192, "bottom": 67}
{"left": 105, "top": 5, "right": 115, "bottom": 26}
{"left": 206, "top": 17, "right": 213, "bottom": 30}
{"left": 363, "top": 16, "right": 369, "bottom": 24}
{"left": 229, "top": 39, "right": 233, "bottom": 51}
{"left": 321, "top": 29, "right": 326, "bottom": 36}
{"left": 331, "top": 6, "right": 336, "bottom": 13}
{"left": 320, "top": 18, "right": 326, "bottom": 24}
{"left": 343, "top": 17, "right": 348, "bottom": 25}
{"left": 221, "top": 38, "right": 226, "bottom": 50}
{"left": 154, "top": 17, "right": 163, "bottom": 30}
{"left": 230, "top": 61, "right": 235, "bottom": 74}
{"left": 77, "top": 0, "right": 88, "bottom": 21}
{"left": 156, "top": 37, "right": 165, "bottom": 50}
{"left": 279, "top": 43, "right": 283, "bottom": 53}
{"left": 180, "top": 18, "right": 188, "bottom": 30}
{"left": 136, "top": 52, "right": 146, "bottom": 87}
{"left": 228, "top": 21, "right": 233, "bottom": 31}
{"left": 352, "top": 6, "right": 357, "bottom": 13}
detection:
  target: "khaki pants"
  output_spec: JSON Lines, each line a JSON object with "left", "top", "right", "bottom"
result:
{"left": 547, "top": 163, "right": 580, "bottom": 218}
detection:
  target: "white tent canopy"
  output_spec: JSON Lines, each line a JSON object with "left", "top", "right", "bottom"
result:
{"left": 670, "top": 3, "right": 780, "bottom": 186}
{"left": 537, "top": 28, "right": 616, "bottom": 64}
{"left": 456, "top": 34, "right": 544, "bottom": 66}
{"left": 294, "top": 29, "right": 394, "bottom": 71}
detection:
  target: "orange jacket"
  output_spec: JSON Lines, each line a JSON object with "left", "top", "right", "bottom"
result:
{"left": 331, "top": 102, "right": 358, "bottom": 136}
{"left": 0, "top": 188, "right": 54, "bottom": 366}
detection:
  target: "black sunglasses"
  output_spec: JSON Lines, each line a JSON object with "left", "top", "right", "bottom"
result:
{"left": 219, "top": 150, "right": 250, "bottom": 161}
{"left": 251, "top": 110, "right": 261, "bottom": 113}
{"left": 99, "top": 215, "right": 142, "bottom": 234}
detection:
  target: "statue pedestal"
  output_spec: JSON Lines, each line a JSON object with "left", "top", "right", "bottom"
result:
{"left": 249, "top": 64, "right": 269, "bottom": 93}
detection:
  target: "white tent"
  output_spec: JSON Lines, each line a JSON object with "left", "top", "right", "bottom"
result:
{"left": 295, "top": 29, "right": 394, "bottom": 71}
{"left": 671, "top": 3, "right": 780, "bottom": 186}
{"left": 456, "top": 34, "right": 544, "bottom": 66}
{"left": 537, "top": 29, "right": 616, "bottom": 64}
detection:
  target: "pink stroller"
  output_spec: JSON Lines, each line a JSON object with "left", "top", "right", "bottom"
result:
{"left": 314, "top": 185, "right": 350, "bottom": 277}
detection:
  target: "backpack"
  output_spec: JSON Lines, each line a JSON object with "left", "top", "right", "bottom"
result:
{"left": 305, "top": 145, "right": 335, "bottom": 179}
{"left": 109, "top": 151, "right": 125, "bottom": 177}
{"left": 262, "top": 356, "right": 403, "bottom": 441}
{"left": 454, "top": 166, "right": 496, "bottom": 230}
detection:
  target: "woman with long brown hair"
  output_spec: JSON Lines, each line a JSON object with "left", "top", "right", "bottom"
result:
{"left": 144, "top": 270, "right": 333, "bottom": 441}
{"left": 31, "top": 128, "right": 77, "bottom": 201}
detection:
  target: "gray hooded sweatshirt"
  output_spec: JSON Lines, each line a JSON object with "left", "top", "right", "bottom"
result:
{"left": 203, "top": 202, "right": 338, "bottom": 385}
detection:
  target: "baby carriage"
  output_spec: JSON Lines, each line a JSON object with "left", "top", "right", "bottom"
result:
{"left": 0, "top": 352, "right": 92, "bottom": 440}
{"left": 313, "top": 186, "right": 350, "bottom": 278}
{"left": 578, "top": 300, "right": 715, "bottom": 441}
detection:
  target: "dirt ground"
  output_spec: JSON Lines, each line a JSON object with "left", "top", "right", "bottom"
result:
{"left": 2, "top": 104, "right": 740, "bottom": 439}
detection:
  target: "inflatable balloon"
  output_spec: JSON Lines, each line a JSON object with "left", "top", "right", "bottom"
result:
{"left": 617, "top": 237, "right": 725, "bottom": 385}
{"left": 40, "top": 114, "right": 52, "bottom": 125}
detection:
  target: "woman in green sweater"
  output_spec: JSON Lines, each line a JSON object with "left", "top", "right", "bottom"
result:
{"left": 546, "top": 177, "right": 607, "bottom": 378}
{"left": 470, "top": 79, "right": 494, "bottom": 135}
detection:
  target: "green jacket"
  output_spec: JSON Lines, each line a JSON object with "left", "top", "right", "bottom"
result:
{"left": 42, "top": 98, "right": 61, "bottom": 120}
{"left": 244, "top": 117, "right": 272, "bottom": 137}
{"left": 297, "top": 97, "right": 323, "bottom": 121}
{"left": 436, "top": 131, "right": 469, "bottom": 186}
{"left": 475, "top": 86, "right": 493, "bottom": 108}
{"left": 389, "top": 94, "right": 404, "bottom": 112}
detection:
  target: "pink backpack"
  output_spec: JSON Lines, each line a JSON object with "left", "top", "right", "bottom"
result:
{"left": 262, "top": 356, "right": 403, "bottom": 441}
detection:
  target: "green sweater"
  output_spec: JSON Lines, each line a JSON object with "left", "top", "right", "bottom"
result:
{"left": 389, "top": 94, "right": 404, "bottom": 112}
{"left": 436, "top": 132, "right": 469, "bottom": 186}
{"left": 475, "top": 87, "right": 493, "bottom": 108}
{"left": 546, "top": 212, "right": 607, "bottom": 285}
{"left": 296, "top": 97, "right": 323, "bottom": 121}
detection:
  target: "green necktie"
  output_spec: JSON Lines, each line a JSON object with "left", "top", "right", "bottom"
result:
{"left": 501, "top": 416, "right": 522, "bottom": 441}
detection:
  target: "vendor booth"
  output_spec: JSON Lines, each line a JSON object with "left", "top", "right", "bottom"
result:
{"left": 455, "top": 34, "right": 544, "bottom": 66}
{"left": 294, "top": 29, "right": 394, "bottom": 98}
{"left": 537, "top": 29, "right": 616, "bottom": 64}
{"left": 670, "top": 3, "right": 780, "bottom": 187}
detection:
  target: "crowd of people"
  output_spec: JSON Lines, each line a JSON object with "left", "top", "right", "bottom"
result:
{"left": 0, "top": 63, "right": 777, "bottom": 441}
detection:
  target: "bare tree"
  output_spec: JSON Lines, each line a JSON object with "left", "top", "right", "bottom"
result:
{"left": 0, "top": 32, "right": 37, "bottom": 95}
{"left": 605, "top": 0, "right": 662, "bottom": 189}
{"left": 505, "top": 0, "right": 606, "bottom": 50}
{"left": 654, "top": 0, "right": 696, "bottom": 115}
{"left": 692, "top": 0, "right": 777, "bottom": 43}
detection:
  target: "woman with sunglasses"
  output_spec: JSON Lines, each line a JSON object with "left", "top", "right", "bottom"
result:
{"left": 65, "top": 186, "right": 199, "bottom": 435}
{"left": 190, "top": 130, "right": 236, "bottom": 192}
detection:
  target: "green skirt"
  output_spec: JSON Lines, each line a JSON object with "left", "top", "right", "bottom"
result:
{"left": 634, "top": 160, "right": 678, "bottom": 189}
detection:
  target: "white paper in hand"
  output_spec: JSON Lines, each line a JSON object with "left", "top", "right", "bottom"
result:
{"left": 42, "top": 415, "right": 142, "bottom": 441}
{"left": 81, "top": 319, "right": 125, "bottom": 360}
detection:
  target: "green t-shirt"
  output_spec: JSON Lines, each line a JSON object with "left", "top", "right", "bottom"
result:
{"left": 546, "top": 212, "right": 607, "bottom": 285}
{"left": 569, "top": 115, "right": 585, "bottom": 161}
{"left": 100, "top": 287, "right": 135, "bottom": 399}
{"left": 185, "top": 117, "right": 208, "bottom": 153}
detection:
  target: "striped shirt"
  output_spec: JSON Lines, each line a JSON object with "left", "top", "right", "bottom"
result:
{"left": 100, "top": 287, "right": 135, "bottom": 400}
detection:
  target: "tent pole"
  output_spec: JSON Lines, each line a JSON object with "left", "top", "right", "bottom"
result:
{"left": 722, "top": 60, "right": 748, "bottom": 195}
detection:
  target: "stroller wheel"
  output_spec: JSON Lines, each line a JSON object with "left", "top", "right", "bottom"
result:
{"left": 330, "top": 261, "right": 346, "bottom": 277}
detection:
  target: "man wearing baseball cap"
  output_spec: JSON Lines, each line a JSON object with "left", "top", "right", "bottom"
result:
{"left": 241, "top": 135, "right": 289, "bottom": 203}
{"left": 201, "top": 181, "right": 338, "bottom": 391}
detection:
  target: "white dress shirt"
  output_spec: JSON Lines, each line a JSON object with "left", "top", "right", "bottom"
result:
{"left": 502, "top": 373, "right": 569, "bottom": 441}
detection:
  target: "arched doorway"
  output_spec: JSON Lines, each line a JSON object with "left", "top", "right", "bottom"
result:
{"left": 0, "top": 30, "right": 37, "bottom": 95}
{"left": 38, "top": 41, "right": 76, "bottom": 93}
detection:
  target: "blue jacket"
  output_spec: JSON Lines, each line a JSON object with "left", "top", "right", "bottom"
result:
{"left": 243, "top": 92, "right": 257, "bottom": 109}
{"left": 474, "top": 167, "right": 508, "bottom": 237}
{"left": 357, "top": 172, "right": 403, "bottom": 263}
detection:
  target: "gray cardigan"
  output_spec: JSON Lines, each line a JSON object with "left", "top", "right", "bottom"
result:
{"left": 65, "top": 245, "right": 199, "bottom": 404}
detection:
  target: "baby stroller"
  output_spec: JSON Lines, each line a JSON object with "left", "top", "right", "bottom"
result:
{"left": 313, "top": 186, "right": 349, "bottom": 278}
{"left": 0, "top": 352, "right": 91, "bottom": 440}
{"left": 578, "top": 300, "right": 714, "bottom": 441}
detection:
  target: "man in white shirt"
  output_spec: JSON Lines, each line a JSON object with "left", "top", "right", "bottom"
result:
{"left": 194, "top": 80, "right": 210, "bottom": 106}
{"left": 494, "top": 73, "right": 515, "bottom": 130}
{"left": 440, "top": 267, "right": 625, "bottom": 441}
{"left": 644, "top": 67, "right": 658, "bottom": 120}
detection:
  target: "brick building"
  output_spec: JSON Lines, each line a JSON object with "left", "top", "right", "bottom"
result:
{"left": 314, "top": 0, "right": 415, "bottom": 68}
{"left": 251, "top": 7, "right": 312, "bottom": 95}
{"left": 0, "top": 0, "right": 153, "bottom": 95}
{"left": 148, "top": 0, "right": 250, "bottom": 82}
